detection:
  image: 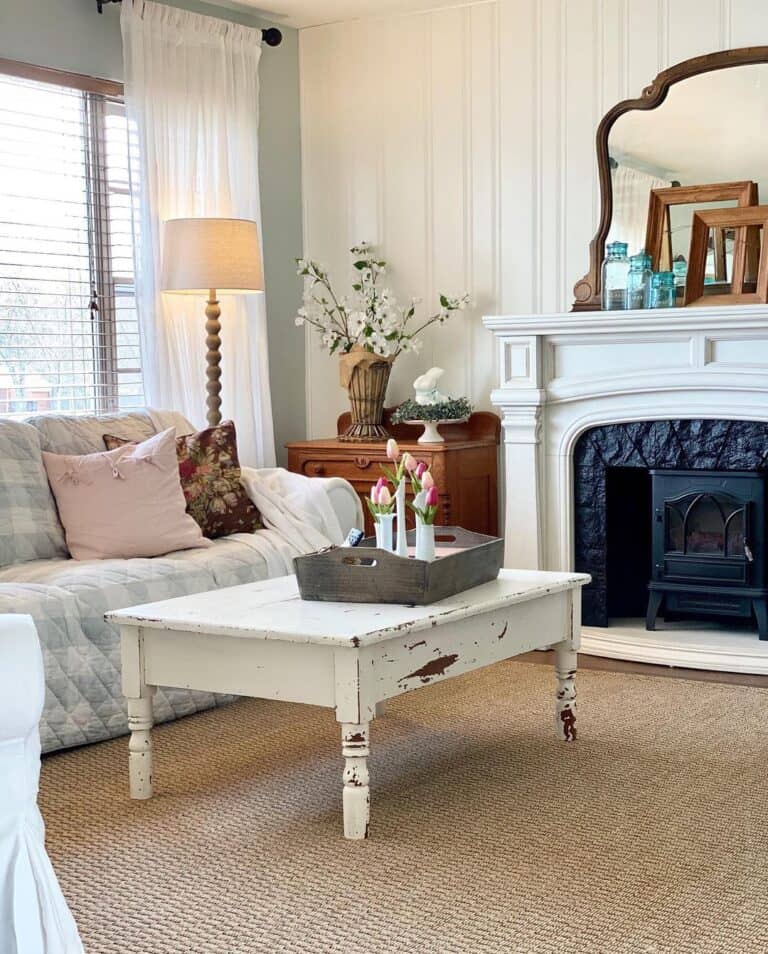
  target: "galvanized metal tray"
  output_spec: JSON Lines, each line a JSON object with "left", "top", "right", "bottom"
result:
{"left": 294, "top": 526, "right": 503, "bottom": 605}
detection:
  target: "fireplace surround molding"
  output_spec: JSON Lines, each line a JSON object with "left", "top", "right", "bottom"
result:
{"left": 483, "top": 303, "right": 768, "bottom": 673}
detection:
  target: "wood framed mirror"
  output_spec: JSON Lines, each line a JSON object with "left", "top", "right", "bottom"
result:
{"left": 572, "top": 46, "right": 768, "bottom": 312}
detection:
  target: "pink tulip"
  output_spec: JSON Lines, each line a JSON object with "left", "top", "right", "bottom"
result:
{"left": 370, "top": 484, "right": 380, "bottom": 504}
{"left": 425, "top": 486, "right": 438, "bottom": 507}
{"left": 422, "top": 470, "right": 435, "bottom": 490}
{"left": 379, "top": 486, "right": 392, "bottom": 506}
{"left": 386, "top": 438, "right": 400, "bottom": 461}
{"left": 403, "top": 452, "right": 416, "bottom": 473}
{"left": 375, "top": 476, "right": 387, "bottom": 491}
{"left": 414, "top": 461, "right": 427, "bottom": 479}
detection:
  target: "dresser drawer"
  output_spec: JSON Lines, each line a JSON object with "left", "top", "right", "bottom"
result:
{"left": 297, "top": 456, "right": 381, "bottom": 481}
{"left": 297, "top": 453, "right": 436, "bottom": 482}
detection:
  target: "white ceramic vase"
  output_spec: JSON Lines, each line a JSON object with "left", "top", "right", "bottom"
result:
{"left": 395, "top": 481, "right": 408, "bottom": 558}
{"left": 415, "top": 520, "right": 435, "bottom": 561}
{"left": 374, "top": 512, "right": 394, "bottom": 551}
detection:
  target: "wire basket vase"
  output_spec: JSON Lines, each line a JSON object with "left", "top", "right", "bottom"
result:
{"left": 340, "top": 356, "right": 392, "bottom": 442}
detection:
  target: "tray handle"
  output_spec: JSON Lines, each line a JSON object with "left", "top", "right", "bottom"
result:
{"left": 434, "top": 531, "right": 458, "bottom": 544}
{"left": 341, "top": 555, "right": 378, "bottom": 567}
{"left": 300, "top": 544, "right": 408, "bottom": 568}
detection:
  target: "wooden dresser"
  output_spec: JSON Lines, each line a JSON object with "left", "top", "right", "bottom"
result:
{"left": 286, "top": 410, "right": 501, "bottom": 538}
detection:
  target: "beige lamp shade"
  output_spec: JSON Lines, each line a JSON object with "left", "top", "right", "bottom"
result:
{"left": 161, "top": 217, "right": 264, "bottom": 294}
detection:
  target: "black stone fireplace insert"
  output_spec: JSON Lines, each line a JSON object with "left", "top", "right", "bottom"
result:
{"left": 573, "top": 419, "right": 768, "bottom": 638}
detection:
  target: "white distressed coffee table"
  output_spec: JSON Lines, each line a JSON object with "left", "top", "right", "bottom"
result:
{"left": 109, "top": 569, "right": 589, "bottom": 839}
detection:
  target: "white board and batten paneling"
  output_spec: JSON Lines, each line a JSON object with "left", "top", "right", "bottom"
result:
{"left": 299, "top": 0, "right": 768, "bottom": 438}
{"left": 300, "top": 1, "right": 500, "bottom": 437}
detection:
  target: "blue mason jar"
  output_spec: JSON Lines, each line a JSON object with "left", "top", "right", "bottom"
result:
{"left": 672, "top": 257, "right": 688, "bottom": 292}
{"left": 625, "top": 251, "right": 653, "bottom": 309}
{"left": 601, "top": 241, "right": 630, "bottom": 310}
{"left": 649, "top": 271, "right": 676, "bottom": 308}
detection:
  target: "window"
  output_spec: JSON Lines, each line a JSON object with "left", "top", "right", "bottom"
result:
{"left": 0, "top": 64, "right": 143, "bottom": 415}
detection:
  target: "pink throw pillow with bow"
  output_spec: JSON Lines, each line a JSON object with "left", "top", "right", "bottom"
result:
{"left": 42, "top": 428, "right": 210, "bottom": 560}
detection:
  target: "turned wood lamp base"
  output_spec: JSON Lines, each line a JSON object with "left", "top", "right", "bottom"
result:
{"left": 205, "top": 289, "right": 222, "bottom": 428}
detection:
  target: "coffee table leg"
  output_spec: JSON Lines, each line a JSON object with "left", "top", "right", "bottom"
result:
{"left": 554, "top": 640, "right": 577, "bottom": 742}
{"left": 341, "top": 722, "right": 370, "bottom": 839}
{"left": 127, "top": 690, "right": 154, "bottom": 799}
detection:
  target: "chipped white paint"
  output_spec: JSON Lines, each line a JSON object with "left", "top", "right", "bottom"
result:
{"left": 110, "top": 571, "right": 586, "bottom": 647}
{"left": 554, "top": 643, "right": 577, "bottom": 742}
{"left": 554, "top": 582, "right": 580, "bottom": 742}
{"left": 121, "top": 626, "right": 154, "bottom": 799}
{"left": 112, "top": 568, "right": 589, "bottom": 839}
{"left": 341, "top": 723, "right": 370, "bottom": 839}
{"left": 127, "top": 694, "right": 154, "bottom": 799}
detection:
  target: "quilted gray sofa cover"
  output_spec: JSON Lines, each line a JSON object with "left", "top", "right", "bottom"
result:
{"left": 0, "top": 411, "right": 340, "bottom": 753}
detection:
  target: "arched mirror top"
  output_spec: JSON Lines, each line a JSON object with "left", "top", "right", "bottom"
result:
{"left": 573, "top": 46, "right": 768, "bottom": 311}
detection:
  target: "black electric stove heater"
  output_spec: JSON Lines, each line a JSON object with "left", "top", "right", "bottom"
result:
{"left": 646, "top": 469, "right": 768, "bottom": 640}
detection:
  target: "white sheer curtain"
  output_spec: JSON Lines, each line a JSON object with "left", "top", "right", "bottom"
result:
{"left": 121, "top": 0, "right": 275, "bottom": 467}
{"left": 608, "top": 164, "right": 670, "bottom": 256}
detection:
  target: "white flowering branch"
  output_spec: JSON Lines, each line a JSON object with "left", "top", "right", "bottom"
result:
{"left": 295, "top": 242, "right": 470, "bottom": 358}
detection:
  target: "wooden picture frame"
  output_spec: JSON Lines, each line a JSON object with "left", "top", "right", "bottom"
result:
{"left": 645, "top": 180, "right": 758, "bottom": 273}
{"left": 684, "top": 206, "right": 768, "bottom": 306}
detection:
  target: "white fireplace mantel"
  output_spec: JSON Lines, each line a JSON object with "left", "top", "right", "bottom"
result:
{"left": 483, "top": 303, "right": 768, "bottom": 673}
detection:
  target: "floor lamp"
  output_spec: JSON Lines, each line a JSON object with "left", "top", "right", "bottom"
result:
{"left": 161, "top": 217, "right": 264, "bottom": 427}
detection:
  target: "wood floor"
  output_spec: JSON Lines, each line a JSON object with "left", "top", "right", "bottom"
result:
{"left": 515, "top": 649, "right": 768, "bottom": 688}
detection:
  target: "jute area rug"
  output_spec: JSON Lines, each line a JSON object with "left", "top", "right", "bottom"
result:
{"left": 41, "top": 661, "right": 768, "bottom": 954}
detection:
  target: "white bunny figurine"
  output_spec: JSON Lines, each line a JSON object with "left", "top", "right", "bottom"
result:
{"left": 413, "top": 367, "right": 448, "bottom": 406}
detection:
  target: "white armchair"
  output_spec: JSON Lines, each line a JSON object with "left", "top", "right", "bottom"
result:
{"left": 315, "top": 475, "right": 364, "bottom": 537}
{"left": 0, "top": 614, "right": 84, "bottom": 954}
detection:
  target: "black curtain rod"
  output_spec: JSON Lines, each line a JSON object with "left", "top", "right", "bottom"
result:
{"left": 95, "top": 0, "right": 283, "bottom": 46}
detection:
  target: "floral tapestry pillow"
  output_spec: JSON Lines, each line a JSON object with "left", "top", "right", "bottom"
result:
{"left": 104, "top": 420, "right": 262, "bottom": 539}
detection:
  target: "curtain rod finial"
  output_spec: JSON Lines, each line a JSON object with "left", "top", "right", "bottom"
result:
{"left": 262, "top": 27, "right": 282, "bottom": 47}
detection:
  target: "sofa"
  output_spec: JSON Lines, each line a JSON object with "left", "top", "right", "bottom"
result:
{"left": 0, "top": 410, "right": 359, "bottom": 753}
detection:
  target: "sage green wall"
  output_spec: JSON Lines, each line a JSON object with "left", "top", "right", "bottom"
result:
{"left": 0, "top": 0, "right": 305, "bottom": 463}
